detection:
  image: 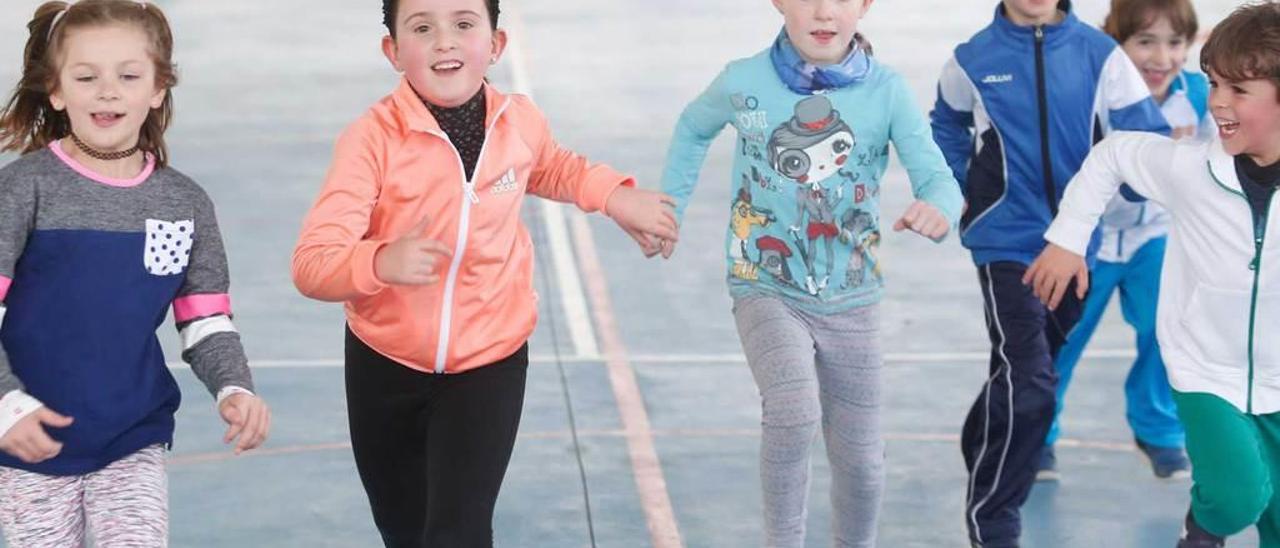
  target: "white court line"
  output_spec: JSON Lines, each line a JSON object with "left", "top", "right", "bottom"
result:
{"left": 168, "top": 430, "right": 1142, "bottom": 466}
{"left": 165, "top": 348, "right": 1138, "bottom": 369}
{"left": 537, "top": 202, "right": 601, "bottom": 359}
{"left": 503, "top": 12, "right": 600, "bottom": 361}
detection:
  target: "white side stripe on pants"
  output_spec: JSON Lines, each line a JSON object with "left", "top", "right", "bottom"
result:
{"left": 966, "top": 264, "right": 1017, "bottom": 544}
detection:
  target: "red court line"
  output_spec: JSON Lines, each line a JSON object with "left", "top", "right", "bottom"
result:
{"left": 568, "top": 213, "right": 685, "bottom": 548}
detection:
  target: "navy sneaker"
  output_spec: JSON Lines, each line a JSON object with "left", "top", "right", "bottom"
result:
{"left": 1177, "top": 510, "right": 1224, "bottom": 547}
{"left": 971, "top": 540, "right": 1020, "bottom": 548}
{"left": 1136, "top": 438, "right": 1191, "bottom": 480}
{"left": 1035, "top": 444, "right": 1059, "bottom": 482}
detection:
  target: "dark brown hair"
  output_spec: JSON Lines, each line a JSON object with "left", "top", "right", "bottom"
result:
{"left": 1102, "top": 0, "right": 1198, "bottom": 44}
{"left": 383, "top": 0, "right": 501, "bottom": 38}
{"left": 1201, "top": 1, "right": 1280, "bottom": 98}
{"left": 0, "top": 0, "right": 178, "bottom": 166}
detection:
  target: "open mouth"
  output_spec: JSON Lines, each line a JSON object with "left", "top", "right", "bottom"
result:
{"left": 432, "top": 60, "right": 464, "bottom": 73}
{"left": 1141, "top": 68, "right": 1172, "bottom": 83}
{"left": 91, "top": 112, "right": 125, "bottom": 127}
{"left": 811, "top": 30, "right": 837, "bottom": 43}
{"left": 1217, "top": 119, "right": 1240, "bottom": 138}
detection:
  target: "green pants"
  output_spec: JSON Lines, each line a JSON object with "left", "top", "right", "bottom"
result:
{"left": 1176, "top": 391, "right": 1280, "bottom": 546}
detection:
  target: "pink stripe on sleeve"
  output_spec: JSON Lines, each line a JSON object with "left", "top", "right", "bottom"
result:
{"left": 173, "top": 293, "right": 231, "bottom": 323}
{"left": 0, "top": 276, "right": 10, "bottom": 302}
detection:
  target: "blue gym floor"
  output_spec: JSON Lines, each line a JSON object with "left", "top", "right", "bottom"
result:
{"left": 0, "top": 0, "right": 1255, "bottom": 546}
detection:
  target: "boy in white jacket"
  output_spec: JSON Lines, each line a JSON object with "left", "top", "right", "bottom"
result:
{"left": 1025, "top": 3, "right": 1280, "bottom": 546}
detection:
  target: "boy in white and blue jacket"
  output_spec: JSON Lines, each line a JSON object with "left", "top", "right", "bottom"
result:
{"left": 929, "top": 1, "right": 1169, "bottom": 546}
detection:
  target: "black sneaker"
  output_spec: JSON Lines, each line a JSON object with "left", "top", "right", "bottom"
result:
{"left": 1035, "top": 444, "right": 1059, "bottom": 482}
{"left": 1136, "top": 438, "right": 1192, "bottom": 480}
{"left": 1177, "top": 510, "right": 1224, "bottom": 547}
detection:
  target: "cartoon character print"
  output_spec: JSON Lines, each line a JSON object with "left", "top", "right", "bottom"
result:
{"left": 730, "top": 185, "right": 776, "bottom": 281}
{"left": 768, "top": 95, "right": 855, "bottom": 296}
{"left": 838, "top": 208, "right": 882, "bottom": 289}
{"left": 754, "top": 235, "right": 801, "bottom": 289}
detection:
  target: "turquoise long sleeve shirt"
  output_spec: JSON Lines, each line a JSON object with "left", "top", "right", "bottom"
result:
{"left": 660, "top": 48, "right": 963, "bottom": 312}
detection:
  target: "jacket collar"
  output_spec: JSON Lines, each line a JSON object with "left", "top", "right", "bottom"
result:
{"left": 390, "top": 77, "right": 510, "bottom": 135}
{"left": 1207, "top": 136, "right": 1245, "bottom": 195}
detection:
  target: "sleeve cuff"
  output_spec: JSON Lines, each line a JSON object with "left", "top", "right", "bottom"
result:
{"left": 215, "top": 386, "right": 255, "bottom": 406}
{"left": 586, "top": 172, "right": 636, "bottom": 215}
{"left": 1043, "top": 216, "right": 1096, "bottom": 256}
{"left": 0, "top": 390, "right": 42, "bottom": 440}
{"left": 350, "top": 240, "right": 391, "bottom": 295}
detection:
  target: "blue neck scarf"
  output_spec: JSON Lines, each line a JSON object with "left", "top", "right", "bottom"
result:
{"left": 769, "top": 30, "right": 871, "bottom": 95}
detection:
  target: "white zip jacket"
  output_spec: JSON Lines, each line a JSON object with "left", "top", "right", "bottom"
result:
{"left": 1096, "top": 73, "right": 1215, "bottom": 263}
{"left": 1046, "top": 132, "right": 1280, "bottom": 414}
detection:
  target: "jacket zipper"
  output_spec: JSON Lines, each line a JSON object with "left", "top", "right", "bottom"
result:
{"left": 427, "top": 98, "right": 511, "bottom": 374}
{"left": 1246, "top": 188, "right": 1275, "bottom": 412}
{"left": 1034, "top": 25, "right": 1057, "bottom": 218}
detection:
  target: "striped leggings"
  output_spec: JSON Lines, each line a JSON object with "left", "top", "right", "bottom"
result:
{"left": 0, "top": 445, "right": 168, "bottom": 547}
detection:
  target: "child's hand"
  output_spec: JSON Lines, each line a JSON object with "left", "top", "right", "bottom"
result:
{"left": 659, "top": 238, "right": 677, "bottom": 259}
{"left": 0, "top": 407, "right": 73, "bottom": 464}
{"left": 219, "top": 393, "right": 270, "bottom": 455}
{"left": 374, "top": 216, "right": 453, "bottom": 285}
{"left": 893, "top": 201, "right": 950, "bottom": 241}
{"left": 1023, "top": 244, "right": 1089, "bottom": 310}
{"left": 622, "top": 226, "right": 662, "bottom": 257}
{"left": 605, "top": 186, "right": 679, "bottom": 257}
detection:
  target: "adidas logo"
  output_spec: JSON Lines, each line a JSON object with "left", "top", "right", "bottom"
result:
{"left": 982, "top": 74, "right": 1014, "bottom": 84}
{"left": 491, "top": 168, "right": 518, "bottom": 195}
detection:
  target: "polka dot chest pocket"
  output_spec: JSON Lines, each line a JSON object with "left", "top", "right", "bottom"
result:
{"left": 144, "top": 219, "right": 194, "bottom": 276}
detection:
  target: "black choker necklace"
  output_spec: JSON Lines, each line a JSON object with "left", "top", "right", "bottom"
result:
{"left": 68, "top": 133, "right": 139, "bottom": 161}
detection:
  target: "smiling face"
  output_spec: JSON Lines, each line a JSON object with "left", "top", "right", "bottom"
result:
{"left": 771, "top": 0, "right": 872, "bottom": 65}
{"left": 47, "top": 24, "right": 166, "bottom": 153}
{"left": 381, "top": 0, "right": 507, "bottom": 108}
{"left": 1209, "top": 70, "right": 1280, "bottom": 165}
{"left": 1121, "top": 15, "right": 1191, "bottom": 103}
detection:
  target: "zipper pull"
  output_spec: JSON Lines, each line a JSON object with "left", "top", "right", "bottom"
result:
{"left": 463, "top": 182, "right": 480, "bottom": 204}
{"left": 1035, "top": 25, "right": 1044, "bottom": 42}
{"left": 1251, "top": 257, "right": 1259, "bottom": 271}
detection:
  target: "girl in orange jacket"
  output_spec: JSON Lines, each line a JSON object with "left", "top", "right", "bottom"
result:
{"left": 291, "top": 0, "right": 677, "bottom": 545}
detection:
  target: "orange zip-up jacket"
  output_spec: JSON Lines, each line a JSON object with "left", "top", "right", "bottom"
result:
{"left": 292, "top": 79, "right": 632, "bottom": 374}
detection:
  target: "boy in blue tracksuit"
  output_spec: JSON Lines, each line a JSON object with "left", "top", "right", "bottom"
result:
{"left": 929, "top": 1, "right": 1170, "bottom": 545}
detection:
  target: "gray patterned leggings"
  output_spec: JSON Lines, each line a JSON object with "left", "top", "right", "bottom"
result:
{"left": 0, "top": 445, "right": 168, "bottom": 547}
{"left": 733, "top": 295, "right": 884, "bottom": 548}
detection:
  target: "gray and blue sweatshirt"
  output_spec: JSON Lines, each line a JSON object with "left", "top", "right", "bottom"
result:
{"left": 0, "top": 143, "right": 253, "bottom": 476}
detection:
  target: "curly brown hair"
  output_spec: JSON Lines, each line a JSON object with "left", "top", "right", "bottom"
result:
{"left": 1200, "top": 1, "right": 1280, "bottom": 101}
